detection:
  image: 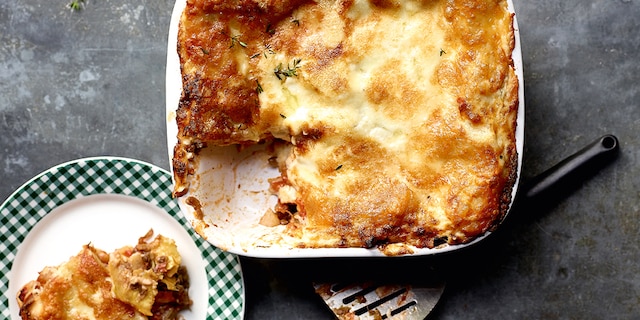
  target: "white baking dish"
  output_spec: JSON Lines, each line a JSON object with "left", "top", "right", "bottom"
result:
{"left": 165, "top": 0, "right": 525, "bottom": 258}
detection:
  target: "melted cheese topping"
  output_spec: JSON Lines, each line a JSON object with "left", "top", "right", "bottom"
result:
{"left": 174, "top": 0, "right": 519, "bottom": 252}
{"left": 16, "top": 231, "right": 191, "bottom": 319}
{"left": 17, "top": 246, "right": 147, "bottom": 320}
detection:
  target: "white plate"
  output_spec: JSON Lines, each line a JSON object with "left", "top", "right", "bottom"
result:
{"left": 0, "top": 157, "right": 244, "bottom": 319}
{"left": 165, "top": 0, "right": 525, "bottom": 258}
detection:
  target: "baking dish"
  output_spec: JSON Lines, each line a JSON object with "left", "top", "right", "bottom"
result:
{"left": 165, "top": 0, "right": 525, "bottom": 258}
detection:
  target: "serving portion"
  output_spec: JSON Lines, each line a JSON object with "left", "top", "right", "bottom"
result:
{"left": 17, "top": 230, "right": 191, "bottom": 319}
{"left": 1, "top": 157, "right": 244, "bottom": 319}
{"left": 167, "top": 0, "right": 524, "bottom": 256}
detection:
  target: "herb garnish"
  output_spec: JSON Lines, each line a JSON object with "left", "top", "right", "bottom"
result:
{"left": 439, "top": 48, "right": 446, "bottom": 56}
{"left": 263, "top": 44, "right": 276, "bottom": 58}
{"left": 335, "top": 164, "right": 343, "bottom": 170}
{"left": 250, "top": 44, "right": 276, "bottom": 59}
{"left": 266, "top": 24, "right": 276, "bottom": 35}
{"left": 69, "top": 0, "right": 84, "bottom": 10}
{"left": 225, "top": 33, "right": 247, "bottom": 48}
{"left": 256, "top": 80, "right": 264, "bottom": 94}
{"left": 255, "top": 44, "right": 275, "bottom": 59}
{"left": 274, "top": 58, "right": 302, "bottom": 80}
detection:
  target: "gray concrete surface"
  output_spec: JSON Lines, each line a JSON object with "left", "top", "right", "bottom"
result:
{"left": 1, "top": 0, "right": 639, "bottom": 319}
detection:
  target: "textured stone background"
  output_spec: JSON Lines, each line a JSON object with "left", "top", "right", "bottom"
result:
{"left": 1, "top": 0, "right": 639, "bottom": 319}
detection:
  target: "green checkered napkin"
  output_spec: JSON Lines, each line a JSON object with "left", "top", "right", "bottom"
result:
{"left": 0, "top": 157, "right": 244, "bottom": 319}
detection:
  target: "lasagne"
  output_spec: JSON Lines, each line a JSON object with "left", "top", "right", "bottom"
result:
{"left": 16, "top": 230, "right": 191, "bottom": 319}
{"left": 172, "top": 0, "right": 519, "bottom": 253}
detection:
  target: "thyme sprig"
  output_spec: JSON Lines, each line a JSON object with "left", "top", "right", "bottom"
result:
{"left": 231, "top": 35, "right": 247, "bottom": 48}
{"left": 69, "top": 0, "right": 84, "bottom": 10}
{"left": 250, "top": 44, "right": 276, "bottom": 59}
{"left": 224, "top": 33, "right": 247, "bottom": 49}
{"left": 264, "top": 44, "right": 275, "bottom": 56}
{"left": 274, "top": 58, "right": 302, "bottom": 80}
{"left": 266, "top": 24, "right": 276, "bottom": 35}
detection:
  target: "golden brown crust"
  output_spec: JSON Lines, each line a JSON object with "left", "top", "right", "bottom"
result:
{"left": 173, "top": 0, "right": 519, "bottom": 253}
{"left": 17, "top": 245, "right": 145, "bottom": 319}
{"left": 16, "top": 231, "right": 191, "bottom": 319}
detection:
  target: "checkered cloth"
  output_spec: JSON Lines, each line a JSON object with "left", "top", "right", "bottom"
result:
{"left": 0, "top": 157, "right": 244, "bottom": 319}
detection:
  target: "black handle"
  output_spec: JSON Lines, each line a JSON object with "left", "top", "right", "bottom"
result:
{"left": 519, "top": 134, "right": 619, "bottom": 202}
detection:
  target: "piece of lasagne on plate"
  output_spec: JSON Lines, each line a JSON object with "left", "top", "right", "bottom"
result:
{"left": 172, "top": 0, "right": 519, "bottom": 253}
{"left": 16, "top": 230, "right": 191, "bottom": 319}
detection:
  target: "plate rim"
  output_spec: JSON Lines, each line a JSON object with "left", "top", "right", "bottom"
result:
{"left": 0, "top": 156, "right": 245, "bottom": 319}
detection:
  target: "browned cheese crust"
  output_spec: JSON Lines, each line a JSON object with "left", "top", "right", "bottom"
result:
{"left": 173, "top": 0, "right": 519, "bottom": 251}
{"left": 16, "top": 231, "right": 191, "bottom": 319}
{"left": 17, "top": 245, "right": 144, "bottom": 319}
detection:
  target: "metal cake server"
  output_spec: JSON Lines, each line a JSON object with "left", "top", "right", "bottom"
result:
{"left": 314, "top": 281, "right": 445, "bottom": 320}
